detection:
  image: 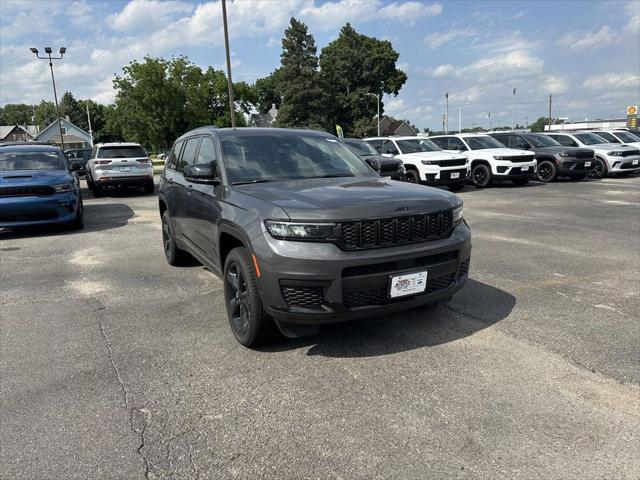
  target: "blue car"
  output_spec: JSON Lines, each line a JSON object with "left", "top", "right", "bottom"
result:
{"left": 0, "top": 142, "right": 84, "bottom": 230}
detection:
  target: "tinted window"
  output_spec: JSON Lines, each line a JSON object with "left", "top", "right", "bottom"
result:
{"left": 491, "top": 135, "right": 509, "bottom": 146}
{"left": 552, "top": 135, "right": 578, "bottom": 147}
{"left": 219, "top": 133, "right": 375, "bottom": 184}
{"left": 196, "top": 137, "right": 216, "bottom": 164}
{"left": 430, "top": 137, "right": 448, "bottom": 149}
{"left": 343, "top": 139, "right": 377, "bottom": 156}
{"left": 466, "top": 136, "right": 505, "bottom": 150}
{"left": 526, "top": 134, "right": 559, "bottom": 147}
{"left": 365, "top": 139, "right": 383, "bottom": 153}
{"left": 613, "top": 131, "right": 640, "bottom": 143}
{"left": 448, "top": 137, "right": 467, "bottom": 151}
{"left": 574, "top": 133, "right": 608, "bottom": 145}
{"left": 381, "top": 140, "right": 399, "bottom": 155}
{"left": 594, "top": 132, "right": 619, "bottom": 143}
{"left": 167, "top": 140, "right": 183, "bottom": 171}
{"left": 0, "top": 151, "right": 67, "bottom": 171}
{"left": 98, "top": 146, "right": 147, "bottom": 158}
{"left": 395, "top": 138, "right": 441, "bottom": 153}
{"left": 178, "top": 137, "right": 201, "bottom": 172}
{"left": 508, "top": 136, "right": 530, "bottom": 149}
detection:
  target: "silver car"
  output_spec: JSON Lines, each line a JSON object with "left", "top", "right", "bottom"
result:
{"left": 86, "top": 142, "right": 154, "bottom": 195}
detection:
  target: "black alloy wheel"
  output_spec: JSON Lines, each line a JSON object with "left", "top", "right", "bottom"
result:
{"left": 225, "top": 262, "right": 251, "bottom": 339}
{"left": 161, "top": 210, "right": 190, "bottom": 266}
{"left": 471, "top": 164, "right": 491, "bottom": 188}
{"left": 536, "top": 161, "right": 557, "bottom": 182}
{"left": 406, "top": 169, "right": 420, "bottom": 183}
{"left": 588, "top": 158, "right": 606, "bottom": 179}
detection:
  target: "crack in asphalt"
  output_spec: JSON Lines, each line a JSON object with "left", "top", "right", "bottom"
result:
{"left": 86, "top": 298, "right": 152, "bottom": 479}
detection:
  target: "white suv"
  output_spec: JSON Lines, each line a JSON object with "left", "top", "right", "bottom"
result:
{"left": 86, "top": 142, "right": 154, "bottom": 195}
{"left": 544, "top": 132, "right": 640, "bottom": 177}
{"left": 364, "top": 136, "right": 469, "bottom": 191}
{"left": 429, "top": 133, "right": 537, "bottom": 188}
{"left": 587, "top": 130, "right": 640, "bottom": 149}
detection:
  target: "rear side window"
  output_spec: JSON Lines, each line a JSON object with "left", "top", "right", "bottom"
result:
{"left": 448, "top": 137, "right": 467, "bottom": 151}
{"left": 595, "top": 132, "right": 619, "bottom": 143}
{"left": 178, "top": 137, "right": 201, "bottom": 173}
{"left": 366, "top": 139, "right": 383, "bottom": 153}
{"left": 98, "top": 146, "right": 147, "bottom": 158}
{"left": 167, "top": 140, "right": 184, "bottom": 171}
{"left": 492, "top": 135, "right": 508, "bottom": 146}
{"left": 508, "top": 136, "right": 530, "bottom": 149}
{"left": 553, "top": 135, "right": 578, "bottom": 147}
{"left": 430, "top": 137, "right": 448, "bottom": 149}
{"left": 381, "top": 140, "right": 399, "bottom": 155}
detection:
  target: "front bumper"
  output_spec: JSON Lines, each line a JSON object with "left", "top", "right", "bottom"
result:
{"left": 0, "top": 190, "right": 80, "bottom": 228}
{"left": 491, "top": 160, "right": 537, "bottom": 178}
{"left": 421, "top": 166, "right": 470, "bottom": 185}
{"left": 252, "top": 222, "right": 472, "bottom": 325}
{"left": 607, "top": 156, "right": 640, "bottom": 173}
{"left": 557, "top": 158, "right": 595, "bottom": 176}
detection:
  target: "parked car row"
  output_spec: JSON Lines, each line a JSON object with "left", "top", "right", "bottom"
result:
{"left": 359, "top": 129, "right": 640, "bottom": 188}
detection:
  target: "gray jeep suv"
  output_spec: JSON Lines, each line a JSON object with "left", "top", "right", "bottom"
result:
{"left": 158, "top": 127, "right": 471, "bottom": 347}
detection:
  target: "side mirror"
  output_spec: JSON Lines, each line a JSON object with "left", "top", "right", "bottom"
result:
{"left": 184, "top": 163, "right": 220, "bottom": 184}
{"left": 365, "top": 157, "right": 381, "bottom": 172}
{"left": 70, "top": 161, "right": 82, "bottom": 171}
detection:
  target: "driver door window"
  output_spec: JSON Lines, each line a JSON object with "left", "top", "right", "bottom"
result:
{"left": 381, "top": 140, "right": 399, "bottom": 155}
{"left": 178, "top": 137, "right": 201, "bottom": 173}
{"left": 448, "top": 137, "right": 467, "bottom": 151}
{"left": 554, "top": 135, "right": 578, "bottom": 147}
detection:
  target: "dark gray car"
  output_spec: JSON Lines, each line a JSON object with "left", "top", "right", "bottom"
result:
{"left": 490, "top": 132, "right": 595, "bottom": 182}
{"left": 342, "top": 138, "right": 406, "bottom": 180}
{"left": 158, "top": 128, "right": 471, "bottom": 347}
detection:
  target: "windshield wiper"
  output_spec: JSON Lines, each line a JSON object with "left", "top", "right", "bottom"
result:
{"left": 311, "top": 173, "right": 355, "bottom": 178}
{"left": 232, "top": 179, "right": 273, "bottom": 185}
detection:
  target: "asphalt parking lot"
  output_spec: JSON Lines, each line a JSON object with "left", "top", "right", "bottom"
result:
{"left": 1, "top": 175, "right": 639, "bottom": 479}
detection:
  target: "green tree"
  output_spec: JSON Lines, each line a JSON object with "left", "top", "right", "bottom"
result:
{"left": 319, "top": 23, "right": 407, "bottom": 135}
{"left": 34, "top": 100, "right": 57, "bottom": 130}
{"left": 529, "top": 116, "right": 550, "bottom": 132}
{"left": 0, "top": 103, "right": 33, "bottom": 125}
{"left": 58, "top": 91, "right": 85, "bottom": 126}
{"left": 275, "top": 18, "right": 327, "bottom": 130}
{"left": 253, "top": 69, "right": 282, "bottom": 114}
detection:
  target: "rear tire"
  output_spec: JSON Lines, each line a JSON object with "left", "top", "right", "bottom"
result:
{"left": 223, "top": 247, "right": 279, "bottom": 348}
{"left": 536, "top": 160, "right": 558, "bottom": 183}
{"left": 405, "top": 169, "right": 420, "bottom": 184}
{"left": 470, "top": 163, "right": 492, "bottom": 188}
{"left": 161, "top": 210, "right": 191, "bottom": 266}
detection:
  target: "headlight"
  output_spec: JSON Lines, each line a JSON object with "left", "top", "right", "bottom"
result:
{"left": 608, "top": 151, "right": 624, "bottom": 156}
{"left": 421, "top": 160, "right": 437, "bottom": 165}
{"left": 558, "top": 152, "right": 571, "bottom": 157}
{"left": 265, "top": 221, "right": 337, "bottom": 241}
{"left": 453, "top": 205, "right": 463, "bottom": 224}
{"left": 493, "top": 156, "right": 507, "bottom": 160}
{"left": 52, "top": 183, "right": 75, "bottom": 192}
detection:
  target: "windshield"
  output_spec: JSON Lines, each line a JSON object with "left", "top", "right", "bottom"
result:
{"left": 98, "top": 146, "right": 147, "bottom": 158}
{"left": 466, "top": 136, "right": 505, "bottom": 150}
{"left": 395, "top": 138, "right": 441, "bottom": 153}
{"left": 594, "top": 132, "right": 619, "bottom": 143}
{"left": 220, "top": 133, "right": 376, "bottom": 184}
{"left": 574, "top": 133, "right": 608, "bottom": 145}
{"left": 612, "top": 131, "right": 639, "bottom": 143}
{"left": 343, "top": 139, "right": 378, "bottom": 156}
{"left": 526, "top": 134, "right": 560, "bottom": 147}
{"left": 0, "top": 151, "right": 67, "bottom": 171}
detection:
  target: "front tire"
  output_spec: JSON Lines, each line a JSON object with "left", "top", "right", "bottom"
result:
{"left": 161, "top": 210, "right": 191, "bottom": 266}
{"left": 470, "top": 163, "right": 492, "bottom": 188}
{"left": 405, "top": 169, "right": 420, "bottom": 184}
{"left": 589, "top": 158, "right": 607, "bottom": 179}
{"left": 224, "top": 247, "right": 278, "bottom": 348}
{"left": 536, "top": 160, "right": 558, "bottom": 183}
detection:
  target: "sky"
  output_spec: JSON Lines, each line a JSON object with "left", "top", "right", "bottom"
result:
{"left": 0, "top": 0, "right": 639, "bottom": 131}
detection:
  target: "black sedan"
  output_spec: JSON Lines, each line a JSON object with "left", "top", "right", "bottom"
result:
{"left": 342, "top": 138, "right": 406, "bottom": 181}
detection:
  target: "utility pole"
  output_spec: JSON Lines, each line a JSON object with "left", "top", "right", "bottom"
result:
{"left": 512, "top": 88, "right": 516, "bottom": 130}
{"left": 444, "top": 92, "right": 449, "bottom": 134}
{"left": 221, "top": 0, "right": 236, "bottom": 128}
{"left": 458, "top": 107, "right": 461, "bottom": 133}
{"left": 86, "top": 101, "right": 93, "bottom": 147}
{"left": 548, "top": 94, "right": 552, "bottom": 131}
{"left": 30, "top": 47, "right": 66, "bottom": 150}
{"left": 442, "top": 114, "right": 445, "bottom": 133}
{"left": 367, "top": 92, "right": 381, "bottom": 136}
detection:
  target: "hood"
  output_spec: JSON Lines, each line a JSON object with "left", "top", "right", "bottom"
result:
{"left": 588, "top": 143, "right": 635, "bottom": 151}
{"left": 234, "top": 177, "right": 459, "bottom": 221}
{"left": 535, "top": 146, "right": 593, "bottom": 155}
{"left": 0, "top": 169, "right": 71, "bottom": 186}
{"left": 471, "top": 148, "right": 533, "bottom": 157}
{"left": 398, "top": 151, "right": 466, "bottom": 161}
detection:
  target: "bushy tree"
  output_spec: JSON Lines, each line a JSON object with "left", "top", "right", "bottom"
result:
{"left": 529, "top": 116, "right": 550, "bottom": 132}
{"left": 319, "top": 23, "right": 407, "bottom": 135}
{"left": 34, "top": 100, "right": 57, "bottom": 130}
{"left": 0, "top": 104, "right": 33, "bottom": 125}
{"left": 253, "top": 69, "right": 282, "bottom": 114}
{"left": 275, "top": 18, "right": 327, "bottom": 130}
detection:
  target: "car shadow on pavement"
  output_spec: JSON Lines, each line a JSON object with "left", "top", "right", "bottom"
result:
{"left": 0, "top": 203, "right": 135, "bottom": 239}
{"left": 264, "top": 278, "right": 515, "bottom": 357}
{"left": 460, "top": 181, "right": 546, "bottom": 193}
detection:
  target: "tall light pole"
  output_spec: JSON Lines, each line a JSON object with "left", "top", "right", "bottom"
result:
{"left": 221, "top": 0, "right": 236, "bottom": 128}
{"left": 30, "top": 47, "right": 66, "bottom": 151}
{"left": 458, "top": 107, "right": 462, "bottom": 133}
{"left": 366, "top": 92, "right": 380, "bottom": 136}
{"left": 444, "top": 92, "right": 449, "bottom": 134}
{"left": 512, "top": 87, "right": 516, "bottom": 130}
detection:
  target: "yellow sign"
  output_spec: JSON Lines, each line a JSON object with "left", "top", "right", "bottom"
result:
{"left": 627, "top": 105, "right": 637, "bottom": 115}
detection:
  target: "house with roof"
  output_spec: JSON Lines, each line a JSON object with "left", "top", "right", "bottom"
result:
{"left": 36, "top": 117, "right": 92, "bottom": 150}
{"left": 376, "top": 115, "right": 418, "bottom": 136}
{"left": 248, "top": 104, "right": 278, "bottom": 128}
{"left": 0, "top": 125, "right": 37, "bottom": 142}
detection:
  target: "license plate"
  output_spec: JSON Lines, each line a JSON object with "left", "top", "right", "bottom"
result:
{"left": 584, "top": 161, "right": 591, "bottom": 167}
{"left": 521, "top": 166, "right": 530, "bottom": 171}
{"left": 450, "top": 172, "right": 460, "bottom": 179}
{"left": 633, "top": 160, "right": 639, "bottom": 165}
{"left": 389, "top": 270, "right": 428, "bottom": 298}
{"left": 120, "top": 166, "right": 131, "bottom": 172}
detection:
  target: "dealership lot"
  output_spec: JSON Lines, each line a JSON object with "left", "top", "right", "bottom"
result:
{"left": 1, "top": 176, "right": 639, "bottom": 479}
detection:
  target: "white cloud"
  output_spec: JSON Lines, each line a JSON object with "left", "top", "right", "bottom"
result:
{"left": 582, "top": 73, "right": 640, "bottom": 90}
{"left": 427, "top": 50, "right": 544, "bottom": 82}
{"left": 109, "top": 0, "right": 194, "bottom": 32}
{"left": 423, "top": 27, "right": 475, "bottom": 49}
{"left": 557, "top": 25, "right": 619, "bottom": 50}
{"left": 471, "top": 30, "right": 543, "bottom": 53}
{"left": 427, "top": 64, "right": 457, "bottom": 78}
{"left": 541, "top": 75, "right": 568, "bottom": 94}
{"left": 379, "top": 1, "right": 442, "bottom": 20}
{"left": 623, "top": 1, "right": 639, "bottom": 34}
